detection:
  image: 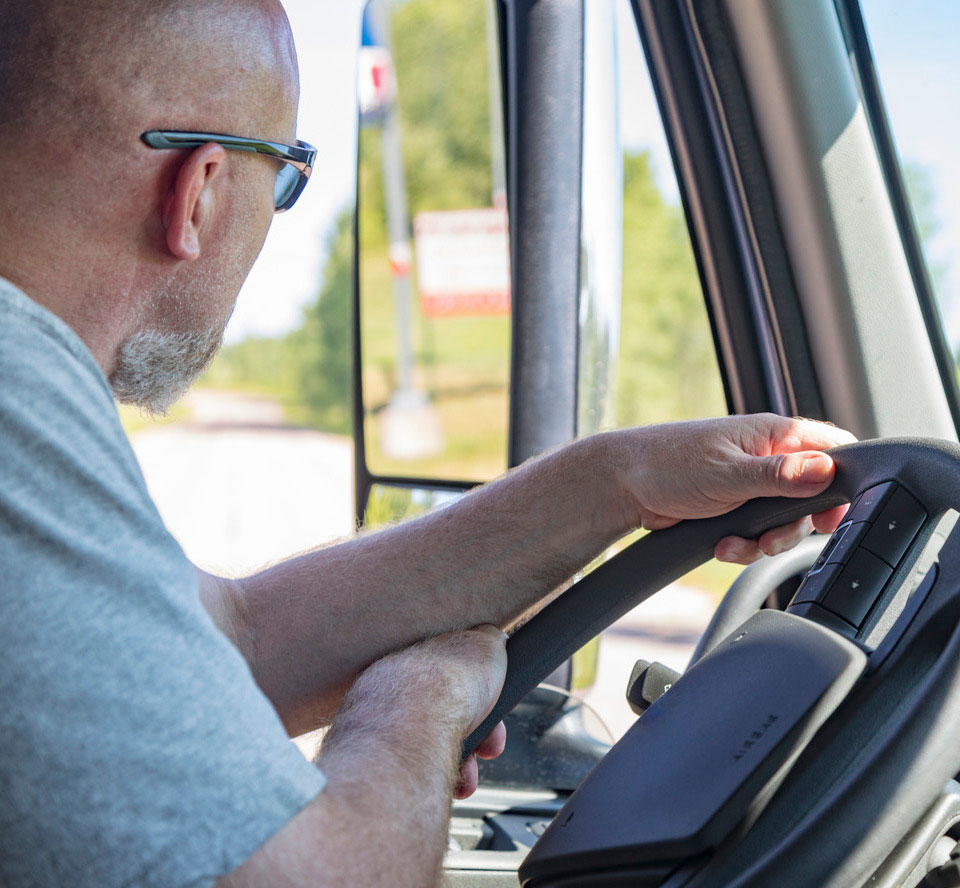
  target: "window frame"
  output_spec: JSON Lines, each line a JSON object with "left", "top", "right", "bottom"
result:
{"left": 834, "top": 0, "right": 960, "bottom": 437}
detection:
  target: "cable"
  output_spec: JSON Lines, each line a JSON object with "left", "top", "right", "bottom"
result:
{"left": 535, "top": 682, "right": 617, "bottom": 745}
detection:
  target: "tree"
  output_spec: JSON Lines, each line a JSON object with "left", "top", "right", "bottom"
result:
{"left": 616, "top": 151, "right": 726, "bottom": 427}
{"left": 290, "top": 210, "right": 354, "bottom": 434}
{"left": 359, "top": 0, "right": 494, "bottom": 249}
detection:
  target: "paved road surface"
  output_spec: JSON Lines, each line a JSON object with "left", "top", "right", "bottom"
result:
{"left": 131, "top": 390, "right": 355, "bottom": 578}
{"left": 129, "top": 390, "right": 718, "bottom": 747}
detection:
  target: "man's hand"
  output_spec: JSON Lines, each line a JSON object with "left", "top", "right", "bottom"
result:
{"left": 608, "top": 414, "right": 857, "bottom": 564}
{"left": 456, "top": 719, "right": 506, "bottom": 800}
{"left": 375, "top": 628, "right": 508, "bottom": 800}
{"left": 337, "top": 625, "right": 509, "bottom": 800}
{"left": 210, "top": 412, "right": 857, "bottom": 740}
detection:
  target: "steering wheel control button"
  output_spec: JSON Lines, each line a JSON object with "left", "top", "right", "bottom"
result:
{"left": 785, "top": 600, "right": 857, "bottom": 638}
{"left": 846, "top": 481, "right": 898, "bottom": 524}
{"left": 860, "top": 486, "right": 927, "bottom": 567}
{"left": 821, "top": 548, "right": 893, "bottom": 626}
{"left": 791, "top": 562, "right": 842, "bottom": 606}
{"left": 518, "top": 611, "right": 867, "bottom": 884}
{"left": 626, "top": 660, "right": 681, "bottom": 716}
{"left": 824, "top": 521, "right": 871, "bottom": 566}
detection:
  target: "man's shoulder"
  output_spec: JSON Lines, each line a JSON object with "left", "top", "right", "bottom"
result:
{"left": 0, "top": 276, "right": 114, "bottom": 407}
{"left": 0, "top": 277, "right": 142, "bottom": 492}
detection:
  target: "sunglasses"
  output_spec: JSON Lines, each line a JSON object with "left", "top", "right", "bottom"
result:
{"left": 140, "top": 130, "right": 317, "bottom": 213}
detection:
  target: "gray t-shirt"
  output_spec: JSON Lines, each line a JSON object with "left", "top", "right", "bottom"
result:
{"left": 0, "top": 278, "right": 325, "bottom": 887}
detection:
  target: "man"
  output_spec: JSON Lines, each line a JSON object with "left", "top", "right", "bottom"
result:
{"left": 0, "top": 1, "right": 855, "bottom": 885}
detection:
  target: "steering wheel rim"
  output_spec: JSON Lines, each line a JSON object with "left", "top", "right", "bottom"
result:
{"left": 468, "top": 438, "right": 960, "bottom": 887}
{"left": 466, "top": 437, "right": 916, "bottom": 756}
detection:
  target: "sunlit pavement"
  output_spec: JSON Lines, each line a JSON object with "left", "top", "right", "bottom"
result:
{"left": 129, "top": 390, "right": 717, "bottom": 753}
{"left": 129, "top": 390, "right": 355, "bottom": 578}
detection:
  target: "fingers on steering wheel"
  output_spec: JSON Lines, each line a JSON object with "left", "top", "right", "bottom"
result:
{"left": 716, "top": 514, "right": 817, "bottom": 563}
{"left": 455, "top": 722, "right": 506, "bottom": 799}
{"left": 714, "top": 536, "right": 765, "bottom": 564}
{"left": 757, "top": 515, "right": 815, "bottom": 556}
{"left": 455, "top": 754, "right": 479, "bottom": 799}
{"left": 474, "top": 721, "right": 507, "bottom": 760}
{"left": 812, "top": 503, "right": 849, "bottom": 534}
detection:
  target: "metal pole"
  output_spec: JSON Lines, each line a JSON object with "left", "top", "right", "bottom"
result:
{"left": 367, "top": 0, "right": 442, "bottom": 461}
{"left": 369, "top": 0, "right": 416, "bottom": 396}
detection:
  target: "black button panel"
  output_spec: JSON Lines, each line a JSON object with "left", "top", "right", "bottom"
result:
{"left": 821, "top": 549, "right": 893, "bottom": 626}
{"left": 788, "top": 481, "right": 927, "bottom": 634}
{"left": 860, "top": 487, "right": 926, "bottom": 567}
{"left": 793, "top": 562, "right": 842, "bottom": 605}
{"left": 846, "top": 482, "right": 896, "bottom": 524}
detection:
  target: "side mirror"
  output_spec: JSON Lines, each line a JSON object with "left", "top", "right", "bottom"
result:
{"left": 353, "top": 0, "right": 512, "bottom": 525}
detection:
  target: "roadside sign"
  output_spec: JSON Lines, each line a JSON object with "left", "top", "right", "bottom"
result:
{"left": 413, "top": 208, "right": 511, "bottom": 317}
{"left": 358, "top": 8, "right": 396, "bottom": 122}
{"left": 357, "top": 45, "right": 396, "bottom": 120}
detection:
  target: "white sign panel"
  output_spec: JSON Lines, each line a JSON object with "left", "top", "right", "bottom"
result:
{"left": 413, "top": 208, "right": 511, "bottom": 317}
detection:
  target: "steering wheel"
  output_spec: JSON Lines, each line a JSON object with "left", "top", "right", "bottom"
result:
{"left": 465, "top": 438, "right": 960, "bottom": 888}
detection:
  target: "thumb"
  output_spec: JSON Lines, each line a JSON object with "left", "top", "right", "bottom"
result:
{"left": 744, "top": 451, "right": 835, "bottom": 499}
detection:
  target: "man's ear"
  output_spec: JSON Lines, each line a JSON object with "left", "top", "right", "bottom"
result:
{"left": 161, "top": 142, "right": 227, "bottom": 261}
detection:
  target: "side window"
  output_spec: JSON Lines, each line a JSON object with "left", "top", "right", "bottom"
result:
{"left": 572, "top": 1, "right": 736, "bottom": 745}
{"left": 856, "top": 1, "right": 960, "bottom": 367}
{"left": 611, "top": 0, "right": 727, "bottom": 430}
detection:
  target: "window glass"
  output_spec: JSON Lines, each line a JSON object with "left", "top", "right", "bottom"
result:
{"left": 571, "top": 1, "right": 738, "bottom": 746}
{"left": 357, "top": 0, "right": 511, "bottom": 483}
{"left": 858, "top": 1, "right": 960, "bottom": 359}
{"left": 611, "top": 1, "right": 728, "bottom": 430}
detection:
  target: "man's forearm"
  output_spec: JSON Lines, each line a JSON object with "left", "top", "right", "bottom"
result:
{"left": 217, "top": 657, "right": 466, "bottom": 887}
{"left": 216, "top": 629, "right": 507, "bottom": 888}
{"left": 232, "top": 432, "right": 631, "bottom": 733}
{"left": 204, "top": 414, "right": 855, "bottom": 735}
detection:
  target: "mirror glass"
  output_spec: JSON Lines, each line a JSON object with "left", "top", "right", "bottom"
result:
{"left": 357, "top": 0, "right": 511, "bottom": 483}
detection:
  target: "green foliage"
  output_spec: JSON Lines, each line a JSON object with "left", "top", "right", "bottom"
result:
{"left": 617, "top": 152, "right": 726, "bottom": 427}
{"left": 201, "top": 335, "right": 297, "bottom": 397}
{"left": 199, "top": 213, "right": 353, "bottom": 435}
{"left": 289, "top": 211, "right": 354, "bottom": 433}
{"left": 392, "top": 0, "right": 493, "bottom": 212}
{"left": 360, "top": 0, "right": 494, "bottom": 248}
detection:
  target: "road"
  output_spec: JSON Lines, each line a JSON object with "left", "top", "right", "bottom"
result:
{"left": 130, "top": 389, "right": 355, "bottom": 578}
{"left": 129, "top": 390, "right": 717, "bottom": 746}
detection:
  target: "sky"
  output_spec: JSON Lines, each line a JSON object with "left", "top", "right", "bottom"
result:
{"left": 228, "top": 0, "right": 960, "bottom": 355}
{"left": 859, "top": 0, "right": 960, "bottom": 346}
{"left": 225, "top": 0, "right": 365, "bottom": 343}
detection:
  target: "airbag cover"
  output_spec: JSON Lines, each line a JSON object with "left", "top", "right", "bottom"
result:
{"left": 520, "top": 609, "right": 866, "bottom": 884}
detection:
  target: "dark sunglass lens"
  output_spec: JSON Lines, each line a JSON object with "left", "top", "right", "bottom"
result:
{"left": 273, "top": 165, "right": 301, "bottom": 211}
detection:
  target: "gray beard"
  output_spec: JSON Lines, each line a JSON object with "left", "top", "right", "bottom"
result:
{"left": 109, "top": 325, "right": 225, "bottom": 415}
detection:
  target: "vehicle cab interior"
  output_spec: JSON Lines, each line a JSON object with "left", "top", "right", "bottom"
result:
{"left": 346, "top": 0, "right": 960, "bottom": 885}
{"left": 103, "top": 0, "right": 960, "bottom": 885}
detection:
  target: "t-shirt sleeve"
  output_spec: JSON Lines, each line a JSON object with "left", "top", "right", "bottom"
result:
{"left": 0, "top": 296, "right": 325, "bottom": 888}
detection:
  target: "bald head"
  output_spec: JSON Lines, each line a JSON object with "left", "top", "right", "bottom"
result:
{"left": 0, "top": 0, "right": 298, "bottom": 147}
{"left": 0, "top": 0, "right": 303, "bottom": 410}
